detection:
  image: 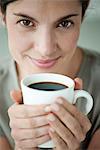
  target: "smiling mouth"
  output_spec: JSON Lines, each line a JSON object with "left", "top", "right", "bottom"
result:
{"left": 28, "top": 56, "right": 61, "bottom": 68}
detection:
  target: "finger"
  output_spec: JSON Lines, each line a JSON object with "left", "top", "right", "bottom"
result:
{"left": 48, "top": 103, "right": 85, "bottom": 142}
{"left": 10, "top": 115, "right": 48, "bottom": 129}
{"left": 74, "top": 78, "right": 83, "bottom": 90}
{"left": 55, "top": 98, "right": 91, "bottom": 134}
{"left": 11, "top": 125, "right": 49, "bottom": 140}
{"left": 10, "top": 90, "right": 22, "bottom": 104}
{"left": 15, "top": 135, "right": 50, "bottom": 149}
{"left": 47, "top": 113, "right": 79, "bottom": 150}
{"left": 49, "top": 128, "right": 67, "bottom": 150}
{"left": 8, "top": 103, "right": 49, "bottom": 118}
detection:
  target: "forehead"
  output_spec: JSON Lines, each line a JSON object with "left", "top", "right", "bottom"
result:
{"left": 7, "top": 0, "right": 81, "bottom": 21}
{"left": 8, "top": 0, "right": 81, "bottom": 12}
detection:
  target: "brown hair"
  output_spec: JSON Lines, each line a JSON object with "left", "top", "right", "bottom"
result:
{"left": 0, "top": 0, "right": 90, "bottom": 18}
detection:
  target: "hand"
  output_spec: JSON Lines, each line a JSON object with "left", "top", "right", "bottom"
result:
{"left": 45, "top": 78, "right": 91, "bottom": 150}
{"left": 8, "top": 90, "right": 50, "bottom": 149}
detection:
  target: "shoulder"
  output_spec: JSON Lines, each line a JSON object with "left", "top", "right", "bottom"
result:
{"left": 0, "top": 56, "right": 16, "bottom": 112}
{"left": 80, "top": 49, "right": 100, "bottom": 107}
{"left": 83, "top": 49, "right": 100, "bottom": 78}
{"left": 84, "top": 49, "right": 100, "bottom": 66}
{"left": 0, "top": 56, "right": 12, "bottom": 80}
{"left": 0, "top": 56, "right": 15, "bottom": 96}
{"left": 0, "top": 55, "right": 12, "bottom": 69}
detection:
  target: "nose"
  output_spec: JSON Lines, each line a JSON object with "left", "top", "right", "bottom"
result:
{"left": 35, "top": 27, "right": 57, "bottom": 57}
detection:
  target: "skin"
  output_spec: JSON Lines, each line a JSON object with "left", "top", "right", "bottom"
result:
{"left": 5, "top": 0, "right": 83, "bottom": 80}
{"left": 0, "top": 137, "right": 11, "bottom": 150}
{"left": 9, "top": 78, "right": 85, "bottom": 150}
{"left": 1, "top": 0, "right": 98, "bottom": 149}
{"left": 88, "top": 129, "right": 100, "bottom": 150}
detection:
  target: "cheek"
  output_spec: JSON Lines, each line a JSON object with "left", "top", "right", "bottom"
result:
{"left": 58, "top": 30, "right": 80, "bottom": 52}
{"left": 7, "top": 26, "right": 33, "bottom": 59}
{"left": 68, "top": 31, "right": 79, "bottom": 50}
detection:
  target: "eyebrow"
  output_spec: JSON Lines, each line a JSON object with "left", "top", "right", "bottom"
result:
{"left": 13, "top": 13, "right": 38, "bottom": 23}
{"left": 13, "top": 13, "right": 79, "bottom": 23}
{"left": 56, "top": 14, "right": 79, "bottom": 22}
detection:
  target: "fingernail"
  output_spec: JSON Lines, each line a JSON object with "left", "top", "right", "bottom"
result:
{"left": 50, "top": 103, "right": 59, "bottom": 111}
{"left": 81, "top": 134, "right": 85, "bottom": 141}
{"left": 47, "top": 114, "right": 55, "bottom": 121}
{"left": 44, "top": 106, "right": 51, "bottom": 112}
{"left": 56, "top": 98, "right": 63, "bottom": 104}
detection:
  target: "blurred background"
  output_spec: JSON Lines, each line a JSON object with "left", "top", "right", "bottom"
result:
{"left": 0, "top": 0, "right": 100, "bottom": 57}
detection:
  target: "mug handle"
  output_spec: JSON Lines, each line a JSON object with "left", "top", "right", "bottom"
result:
{"left": 73, "top": 90, "right": 93, "bottom": 115}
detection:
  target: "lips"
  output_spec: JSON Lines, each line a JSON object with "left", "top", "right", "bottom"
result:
{"left": 28, "top": 56, "right": 60, "bottom": 68}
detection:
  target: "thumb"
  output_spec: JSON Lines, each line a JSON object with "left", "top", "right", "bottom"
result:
{"left": 10, "top": 90, "right": 23, "bottom": 104}
{"left": 74, "top": 77, "right": 83, "bottom": 90}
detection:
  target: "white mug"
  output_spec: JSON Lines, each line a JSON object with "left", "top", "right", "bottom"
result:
{"left": 21, "top": 73, "right": 93, "bottom": 148}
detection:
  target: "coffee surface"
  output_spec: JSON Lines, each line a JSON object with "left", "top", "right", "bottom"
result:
{"left": 28, "top": 82, "right": 68, "bottom": 91}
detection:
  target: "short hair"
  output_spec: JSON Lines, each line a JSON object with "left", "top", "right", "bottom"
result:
{"left": 0, "top": 0, "right": 90, "bottom": 18}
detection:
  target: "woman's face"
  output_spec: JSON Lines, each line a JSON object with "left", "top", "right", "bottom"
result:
{"left": 5, "top": 0, "right": 82, "bottom": 77}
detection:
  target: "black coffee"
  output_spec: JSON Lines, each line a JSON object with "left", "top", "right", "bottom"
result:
{"left": 28, "top": 82, "right": 68, "bottom": 91}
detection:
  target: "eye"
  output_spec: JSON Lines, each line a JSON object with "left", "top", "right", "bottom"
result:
{"left": 17, "top": 19, "right": 34, "bottom": 28}
{"left": 57, "top": 20, "right": 74, "bottom": 29}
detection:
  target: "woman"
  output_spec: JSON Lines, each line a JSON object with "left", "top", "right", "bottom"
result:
{"left": 0, "top": 0, "right": 100, "bottom": 149}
